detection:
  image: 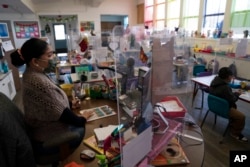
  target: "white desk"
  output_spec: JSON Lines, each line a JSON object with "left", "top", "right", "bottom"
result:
{"left": 191, "top": 75, "right": 250, "bottom": 105}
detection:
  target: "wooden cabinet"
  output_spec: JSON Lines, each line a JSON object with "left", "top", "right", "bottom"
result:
{"left": 137, "top": 3, "right": 144, "bottom": 24}
{"left": 0, "top": 71, "right": 16, "bottom": 100}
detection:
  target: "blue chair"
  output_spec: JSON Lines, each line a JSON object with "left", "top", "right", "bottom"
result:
{"left": 193, "top": 64, "right": 205, "bottom": 76}
{"left": 200, "top": 94, "right": 230, "bottom": 143}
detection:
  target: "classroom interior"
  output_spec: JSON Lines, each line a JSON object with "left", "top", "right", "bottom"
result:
{"left": 1, "top": 0, "right": 250, "bottom": 167}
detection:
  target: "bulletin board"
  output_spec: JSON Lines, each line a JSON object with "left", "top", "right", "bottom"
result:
{"left": 80, "top": 21, "right": 95, "bottom": 32}
{"left": 14, "top": 21, "right": 40, "bottom": 39}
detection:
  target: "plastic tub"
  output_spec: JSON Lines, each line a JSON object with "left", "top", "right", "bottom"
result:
{"left": 60, "top": 84, "right": 73, "bottom": 96}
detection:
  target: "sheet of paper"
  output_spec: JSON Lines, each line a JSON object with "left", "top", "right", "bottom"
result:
{"left": 94, "top": 125, "right": 117, "bottom": 142}
{"left": 160, "top": 100, "right": 183, "bottom": 112}
{"left": 1, "top": 40, "right": 14, "bottom": 52}
{"left": 235, "top": 39, "right": 248, "bottom": 57}
{"left": 219, "top": 38, "right": 233, "bottom": 45}
{"left": 122, "top": 126, "right": 152, "bottom": 167}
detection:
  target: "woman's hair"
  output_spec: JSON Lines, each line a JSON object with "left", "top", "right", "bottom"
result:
{"left": 10, "top": 49, "right": 24, "bottom": 67}
{"left": 11, "top": 38, "right": 48, "bottom": 67}
{"left": 218, "top": 67, "right": 233, "bottom": 79}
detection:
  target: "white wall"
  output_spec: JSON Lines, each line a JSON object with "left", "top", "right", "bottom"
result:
{"left": 1, "top": 0, "right": 138, "bottom": 49}
{"left": 34, "top": 0, "right": 137, "bottom": 34}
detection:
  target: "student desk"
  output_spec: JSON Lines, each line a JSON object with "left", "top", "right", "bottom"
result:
{"left": 59, "top": 98, "right": 204, "bottom": 167}
{"left": 191, "top": 75, "right": 250, "bottom": 106}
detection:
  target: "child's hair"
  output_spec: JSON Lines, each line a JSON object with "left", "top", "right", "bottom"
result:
{"left": 218, "top": 67, "right": 233, "bottom": 79}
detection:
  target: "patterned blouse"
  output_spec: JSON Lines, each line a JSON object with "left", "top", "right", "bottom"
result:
{"left": 22, "top": 67, "right": 70, "bottom": 142}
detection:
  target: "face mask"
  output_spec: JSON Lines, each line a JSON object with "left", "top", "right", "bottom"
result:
{"left": 39, "top": 59, "right": 57, "bottom": 73}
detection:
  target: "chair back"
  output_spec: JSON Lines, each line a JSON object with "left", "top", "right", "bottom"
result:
{"left": 193, "top": 64, "right": 205, "bottom": 76}
{"left": 0, "top": 93, "right": 36, "bottom": 167}
{"left": 207, "top": 94, "right": 229, "bottom": 119}
{"left": 197, "top": 71, "right": 212, "bottom": 77}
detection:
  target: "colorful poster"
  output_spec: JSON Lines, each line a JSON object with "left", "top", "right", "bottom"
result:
{"left": 0, "top": 22, "right": 9, "bottom": 38}
{"left": 14, "top": 21, "right": 40, "bottom": 39}
{"left": 80, "top": 21, "right": 95, "bottom": 32}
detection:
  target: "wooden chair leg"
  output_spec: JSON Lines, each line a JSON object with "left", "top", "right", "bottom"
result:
{"left": 200, "top": 110, "right": 210, "bottom": 128}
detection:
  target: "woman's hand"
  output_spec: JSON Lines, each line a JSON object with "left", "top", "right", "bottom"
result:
{"left": 81, "top": 110, "right": 94, "bottom": 120}
{"left": 72, "top": 98, "right": 81, "bottom": 109}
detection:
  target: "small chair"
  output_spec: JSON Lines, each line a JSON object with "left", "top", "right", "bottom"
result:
{"left": 200, "top": 94, "right": 230, "bottom": 143}
{"left": 193, "top": 64, "right": 205, "bottom": 76}
{"left": 195, "top": 71, "right": 212, "bottom": 109}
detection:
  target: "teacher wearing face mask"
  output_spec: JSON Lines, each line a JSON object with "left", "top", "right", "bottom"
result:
{"left": 10, "top": 38, "right": 93, "bottom": 161}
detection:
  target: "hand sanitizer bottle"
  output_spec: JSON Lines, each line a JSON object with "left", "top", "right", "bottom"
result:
{"left": 2, "top": 60, "right": 9, "bottom": 73}
{"left": 0, "top": 60, "right": 3, "bottom": 74}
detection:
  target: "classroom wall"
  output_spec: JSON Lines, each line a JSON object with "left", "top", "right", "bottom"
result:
{"left": 189, "top": 38, "right": 250, "bottom": 79}
{"left": 1, "top": 0, "right": 138, "bottom": 49}
{"left": 0, "top": 14, "right": 39, "bottom": 48}
{"left": 34, "top": 0, "right": 137, "bottom": 34}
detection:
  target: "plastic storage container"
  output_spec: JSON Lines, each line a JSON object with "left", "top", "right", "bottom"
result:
{"left": 156, "top": 96, "right": 187, "bottom": 118}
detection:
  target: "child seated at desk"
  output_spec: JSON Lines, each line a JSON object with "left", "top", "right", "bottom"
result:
{"left": 210, "top": 67, "right": 248, "bottom": 143}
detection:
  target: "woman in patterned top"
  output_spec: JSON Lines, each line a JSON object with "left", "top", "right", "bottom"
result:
{"left": 10, "top": 38, "right": 93, "bottom": 159}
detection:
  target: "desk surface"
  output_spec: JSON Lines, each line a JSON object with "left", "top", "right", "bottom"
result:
{"left": 60, "top": 99, "right": 204, "bottom": 167}
{"left": 191, "top": 75, "right": 250, "bottom": 103}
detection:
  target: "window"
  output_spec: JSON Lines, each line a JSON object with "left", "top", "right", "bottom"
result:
{"left": 145, "top": 0, "right": 166, "bottom": 30}
{"left": 182, "top": 0, "right": 200, "bottom": 32}
{"left": 155, "top": 0, "right": 165, "bottom": 30}
{"left": 166, "top": 0, "right": 180, "bottom": 29}
{"left": 145, "top": 0, "right": 154, "bottom": 28}
{"left": 231, "top": 0, "right": 250, "bottom": 38}
{"left": 203, "top": 0, "right": 226, "bottom": 36}
{"left": 54, "top": 24, "right": 66, "bottom": 40}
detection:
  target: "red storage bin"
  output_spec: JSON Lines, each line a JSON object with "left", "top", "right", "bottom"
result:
{"left": 156, "top": 96, "right": 187, "bottom": 118}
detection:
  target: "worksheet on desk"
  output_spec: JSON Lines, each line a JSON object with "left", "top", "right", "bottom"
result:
{"left": 79, "top": 105, "right": 116, "bottom": 122}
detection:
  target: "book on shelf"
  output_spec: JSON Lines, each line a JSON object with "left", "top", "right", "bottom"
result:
{"left": 150, "top": 137, "right": 190, "bottom": 166}
{"left": 83, "top": 135, "right": 120, "bottom": 160}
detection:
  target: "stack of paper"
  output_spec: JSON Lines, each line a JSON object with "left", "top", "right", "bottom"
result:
{"left": 94, "top": 125, "right": 118, "bottom": 147}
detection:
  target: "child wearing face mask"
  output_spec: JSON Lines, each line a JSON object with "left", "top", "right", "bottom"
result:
{"left": 10, "top": 38, "right": 93, "bottom": 158}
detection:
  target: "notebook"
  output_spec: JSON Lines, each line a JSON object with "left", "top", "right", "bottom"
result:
{"left": 94, "top": 125, "right": 118, "bottom": 147}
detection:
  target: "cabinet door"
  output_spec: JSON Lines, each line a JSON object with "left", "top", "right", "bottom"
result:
{"left": 0, "top": 75, "right": 10, "bottom": 98}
